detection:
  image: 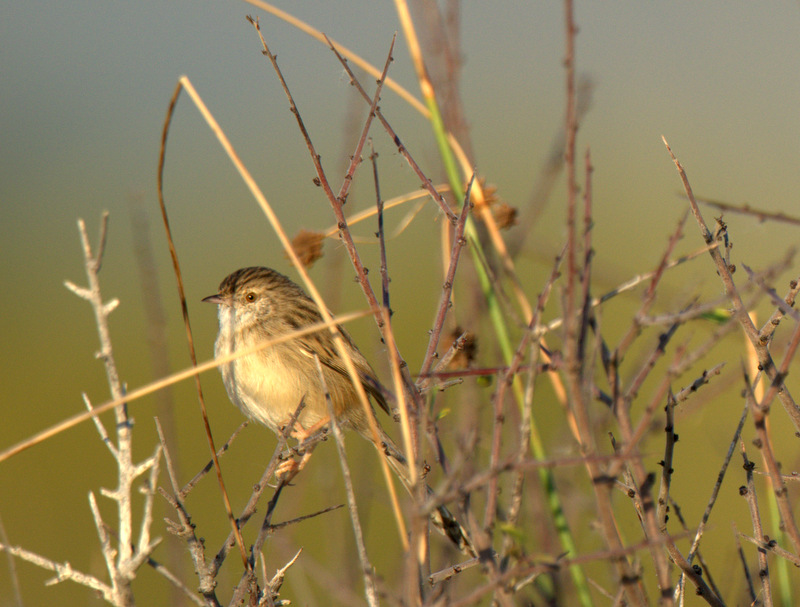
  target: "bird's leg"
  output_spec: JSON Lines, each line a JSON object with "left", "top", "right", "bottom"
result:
{"left": 275, "top": 457, "right": 302, "bottom": 483}
{"left": 275, "top": 416, "right": 332, "bottom": 482}
{"left": 292, "top": 416, "right": 331, "bottom": 442}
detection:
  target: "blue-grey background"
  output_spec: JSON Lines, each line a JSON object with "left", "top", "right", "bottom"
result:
{"left": 2, "top": 1, "right": 800, "bottom": 604}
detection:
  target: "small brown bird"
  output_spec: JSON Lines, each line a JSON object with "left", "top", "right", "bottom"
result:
{"left": 204, "top": 266, "right": 473, "bottom": 555}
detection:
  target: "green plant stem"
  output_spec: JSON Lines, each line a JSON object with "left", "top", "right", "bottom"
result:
{"left": 420, "top": 88, "right": 593, "bottom": 607}
{"left": 768, "top": 484, "right": 792, "bottom": 606}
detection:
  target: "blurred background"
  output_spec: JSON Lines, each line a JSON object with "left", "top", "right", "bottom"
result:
{"left": 2, "top": 1, "right": 800, "bottom": 604}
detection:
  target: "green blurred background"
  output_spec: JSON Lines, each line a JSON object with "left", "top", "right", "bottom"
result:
{"left": 2, "top": 1, "right": 800, "bottom": 604}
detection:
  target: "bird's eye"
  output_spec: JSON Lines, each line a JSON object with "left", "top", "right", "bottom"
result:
{"left": 245, "top": 292, "right": 257, "bottom": 303}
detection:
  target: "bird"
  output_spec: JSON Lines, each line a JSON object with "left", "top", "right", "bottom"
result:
{"left": 203, "top": 266, "right": 474, "bottom": 556}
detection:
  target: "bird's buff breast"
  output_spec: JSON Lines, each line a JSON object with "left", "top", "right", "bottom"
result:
{"left": 214, "top": 324, "right": 325, "bottom": 433}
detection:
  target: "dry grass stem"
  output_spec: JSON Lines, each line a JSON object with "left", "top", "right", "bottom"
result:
{"left": 316, "top": 354, "right": 380, "bottom": 607}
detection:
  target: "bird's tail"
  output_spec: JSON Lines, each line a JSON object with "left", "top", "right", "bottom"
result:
{"left": 374, "top": 427, "right": 476, "bottom": 557}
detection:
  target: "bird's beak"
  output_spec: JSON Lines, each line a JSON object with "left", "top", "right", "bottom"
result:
{"left": 202, "top": 293, "right": 227, "bottom": 305}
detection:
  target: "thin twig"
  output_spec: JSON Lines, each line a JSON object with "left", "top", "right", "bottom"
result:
{"left": 757, "top": 272, "right": 800, "bottom": 346}
{"left": 656, "top": 392, "right": 677, "bottom": 533}
{"left": 694, "top": 194, "right": 800, "bottom": 226}
{"left": 743, "top": 357, "right": 800, "bottom": 553}
{"left": 739, "top": 442, "right": 772, "bottom": 606}
{"left": 0, "top": 542, "right": 113, "bottom": 600}
{"left": 371, "top": 140, "right": 391, "bottom": 313}
{"left": 324, "top": 34, "right": 457, "bottom": 225}
{"left": 663, "top": 136, "right": 800, "bottom": 435}
{"left": 64, "top": 216, "right": 169, "bottom": 606}
{"left": 0, "top": 513, "right": 23, "bottom": 607}
{"left": 315, "top": 354, "right": 379, "bottom": 607}
{"left": 686, "top": 401, "right": 749, "bottom": 563}
{"left": 418, "top": 174, "right": 475, "bottom": 379}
